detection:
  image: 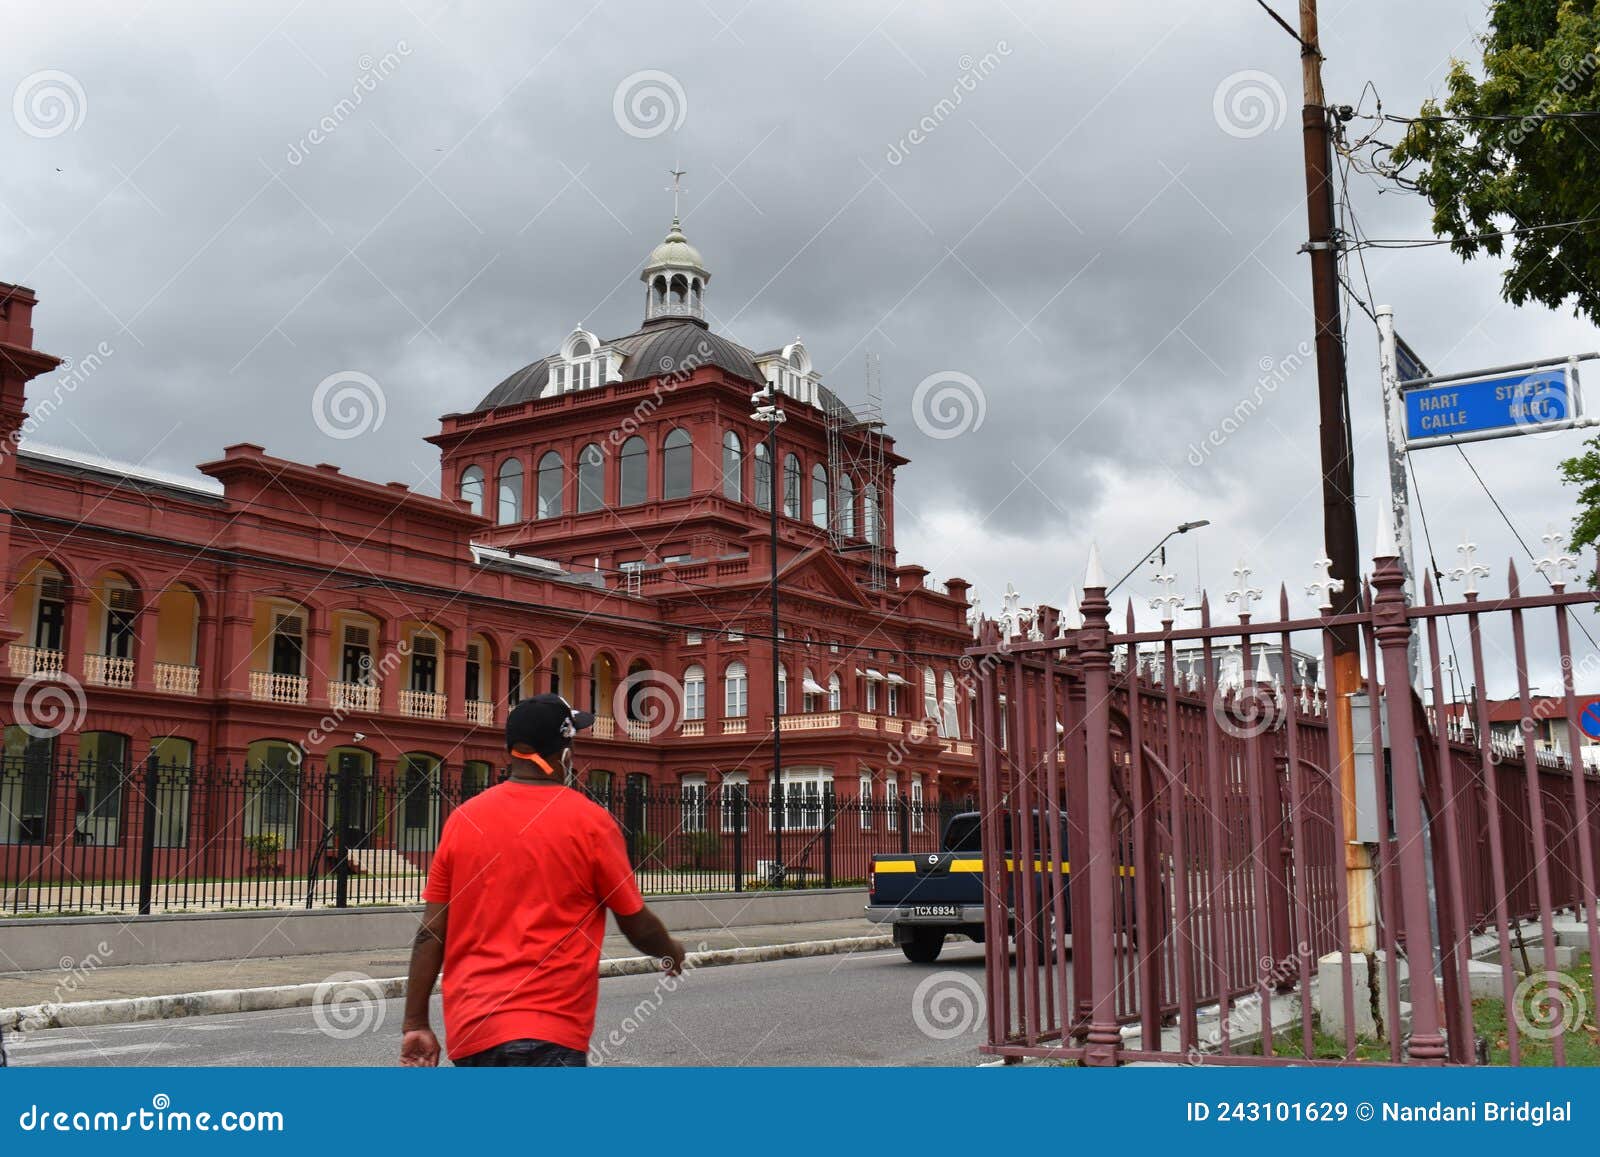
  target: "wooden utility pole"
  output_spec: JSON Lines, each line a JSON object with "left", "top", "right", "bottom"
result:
{"left": 1295, "top": 0, "right": 1374, "bottom": 952}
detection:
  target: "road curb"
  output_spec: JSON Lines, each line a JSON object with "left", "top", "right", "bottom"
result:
{"left": 0, "top": 934, "right": 893, "bottom": 1034}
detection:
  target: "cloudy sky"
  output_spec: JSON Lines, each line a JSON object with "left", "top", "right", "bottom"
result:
{"left": 3, "top": 0, "right": 1594, "bottom": 687}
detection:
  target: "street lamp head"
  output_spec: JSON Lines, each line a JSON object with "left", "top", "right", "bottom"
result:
{"left": 1178, "top": 519, "right": 1211, "bottom": 533}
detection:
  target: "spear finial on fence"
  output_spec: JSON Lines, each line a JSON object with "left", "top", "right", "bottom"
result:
{"left": 1150, "top": 572, "right": 1184, "bottom": 623}
{"left": 1447, "top": 535, "right": 1490, "bottom": 596}
{"left": 1375, "top": 498, "right": 1399, "bottom": 561}
{"left": 1085, "top": 541, "right": 1106, "bottom": 589}
{"left": 1060, "top": 588, "right": 1083, "bottom": 632}
{"left": 1534, "top": 525, "right": 1581, "bottom": 589}
{"left": 1307, "top": 554, "right": 1343, "bottom": 611}
{"left": 1226, "top": 559, "right": 1262, "bottom": 619}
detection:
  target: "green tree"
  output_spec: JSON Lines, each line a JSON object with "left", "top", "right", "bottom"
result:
{"left": 1391, "top": 1, "right": 1600, "bottom": 321}
{"left": 1560, "top": 436, "right": 1600, "bottom": 558}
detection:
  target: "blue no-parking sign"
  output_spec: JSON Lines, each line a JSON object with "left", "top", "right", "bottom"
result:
{"left": 1579, "top": 699, "right": 1600, "bottom": 740}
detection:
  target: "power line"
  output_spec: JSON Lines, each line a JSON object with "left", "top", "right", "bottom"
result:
{"left": 1352, "top": 214, "right": 1600, "bottom": 250}
{"left": 1372, "top": 110, "right": 1600, "bottom": 125}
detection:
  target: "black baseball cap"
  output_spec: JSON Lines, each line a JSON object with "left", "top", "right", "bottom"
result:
{"left": 505, "top": 694, "right": 595, "bottom": 751}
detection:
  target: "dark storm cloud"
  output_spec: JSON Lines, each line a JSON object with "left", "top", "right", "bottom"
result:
{"left": 2, "top": 0, "right": 1595, "bottom": 650}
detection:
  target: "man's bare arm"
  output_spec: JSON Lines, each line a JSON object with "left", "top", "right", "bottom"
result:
{"left": 614, "top": 906, "right": 687, "bottom": 975}
{"left": 399, "top": 902, "right": 449, "bottom": 1066}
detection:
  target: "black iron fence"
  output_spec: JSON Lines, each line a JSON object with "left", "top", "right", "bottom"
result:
{"left": 0, "top": 754, "right": 965, "bottom": 915}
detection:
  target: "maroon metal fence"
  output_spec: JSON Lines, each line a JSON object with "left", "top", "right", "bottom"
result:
{"left": 0, "top": 750, "right": 958, "bottom": 914}
{"left": 970, "top": 541, "right": 1600, "bottom": 1066}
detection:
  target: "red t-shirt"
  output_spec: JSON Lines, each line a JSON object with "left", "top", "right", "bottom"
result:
{"left": 420, "top": 776, "right": 645, "bottom": 1058}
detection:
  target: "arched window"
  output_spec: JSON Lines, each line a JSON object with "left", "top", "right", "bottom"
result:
{"left": 244, "top": 738, "right": 303, "bottom": 849}
{"left": 497, "top": 459, "right": 523, "bottom": 524}
{"left": 652, "top": 276, "right": 667, "bottom": 309}
{"left": 753, "top": 443, "right": 772, "bottom": 512}
{"left": 722, "top": 431, "right": 743, "bottom": 501}
{"left": 662, "top": 428, "right": 692, "bottom": 500}
{"left": 458, "top": 465, "right": 485, "bottom": 517}
{"left": 670, "top": 274, "right": 688, "bottom": 307}
{"left": 683, "top": 665, "right": 706, "bottom": 721}
{"left": 811, "top": 463, "right": 829, "bottom": 528}
{"left": 837, "top": 474, "right": 856, "bottom": 537}
{"left": 802, "top": 668, "right": 822, "bottom": 713}
{"left": 777, "top": 664, "right": 789, "bottom": 715}
{"left": 577, "top": 443, "right": 605, "bottom": 512}
{"left": 724, "top": 661, "right": 748, "bottom": 718}
{"left": 828, "top": 673, "right": 842, "bottom": 712}
{"left": 571, "top": 337, "right": 591, "bottom": 358}
{"left": 923, "top": 668, "right": 939, "bottom": 722}
{"left": 863, "top": 483, "right": 881, "bottom": 544}
{"left": 3, "top": 725, "right": 53, "bottom": 846}
{"left": 619, "top": 437, "right": 647, "bottom": 506}
{"left": 782, "top": 453, "right": 802, "bottom": 518}
{"left": 536, "top": 451, "right": 563, "bottom": 519}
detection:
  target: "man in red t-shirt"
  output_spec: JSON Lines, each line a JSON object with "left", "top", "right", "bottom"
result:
{"left": 400, "top": 694, "right": 686, "bottom": 1067}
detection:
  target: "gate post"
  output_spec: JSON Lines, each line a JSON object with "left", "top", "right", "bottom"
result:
{"left": 1078, "top": 548, "right": 1122, "bottom": 1066}
{"left": 822, "top": 786, "right": 835, "bottom": 889}
{"left": 731, "top": 786, "right": 745, "bottom": 893}
{"left": 623, "top": 779, "right": 644, "bottom": 867}
{"left": 898, "top": 792, "right": 911, "bottom": 854}
{"left": 1372, "top": 530, "right": 1447, "bottom": 1062}
{"left": 137, "top": 752, "right": 159, "bottom": 916}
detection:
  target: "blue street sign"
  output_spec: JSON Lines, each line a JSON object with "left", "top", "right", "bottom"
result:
{"left": 1580, "top": 700, "right": 1600, "bottom": 741}
{"left": 1403, "top": 366, "right": 1574, "bottom": 447}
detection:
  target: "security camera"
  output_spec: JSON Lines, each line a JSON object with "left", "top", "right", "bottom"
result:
{"left": 353, "top": 732, "right": 367, "bottom": 743}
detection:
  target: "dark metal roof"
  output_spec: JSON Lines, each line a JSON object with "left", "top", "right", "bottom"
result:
{"left": 469, "top": 320, "right": 856, "bottom": 420}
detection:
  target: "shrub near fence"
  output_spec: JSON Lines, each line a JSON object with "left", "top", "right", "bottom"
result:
{"left": 0, "top": 753, "right": 964, "bottom": 915}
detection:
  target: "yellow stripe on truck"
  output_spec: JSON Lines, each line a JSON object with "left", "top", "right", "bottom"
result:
{"left": 948, "top": 859, "right": 1135, "bottom": 877}
{"left": 874, "top": 860, "right": 916, "bottom": 873}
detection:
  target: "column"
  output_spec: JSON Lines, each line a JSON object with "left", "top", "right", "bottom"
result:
{"left": 134, "top": 600, "right": 159, "bottom": 691}
{"left": 445, "top": 622, "right": 468, "bottom": 724}
{"left": 305, "top": 611, "right": 330, "bottom": 708}
{"left": 66, "top": 590, "right": 92, "bottom": 680}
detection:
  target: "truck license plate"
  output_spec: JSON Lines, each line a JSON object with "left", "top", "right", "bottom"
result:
{"left": 912, "top": 904, "right": 958, "bottom": 918}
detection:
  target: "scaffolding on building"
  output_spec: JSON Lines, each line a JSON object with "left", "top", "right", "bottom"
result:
{"left": 826, "top": 352, "right": 889, "bottom": 590}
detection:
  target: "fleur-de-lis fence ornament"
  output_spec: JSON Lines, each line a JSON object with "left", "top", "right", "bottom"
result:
{"left": 1226, "top": 559, "right": 1263, "bottom": 619}
{"left": 1183, "top": 651, "right": 1200, "bottom": 693}
{"left": 1533, "top": 525, "right": 1581, "bottom": 588}
{"left": 966, "top": 594, "right": 983, "bottom": 641}
{"left": 1306, "top": 555, "right": 1344, "bottom": 612}
{"left": 1150, "top": 572, "right": 1185, "bottom": 623}
{"left": 1023, "top": 606, "right": 1045, "bottom": 643}
{"left": 1447, "top": 536, "right": 1490, "bottom": 596}
{"left": 1000, "top": 582, "right": 1022, "bottom": 640}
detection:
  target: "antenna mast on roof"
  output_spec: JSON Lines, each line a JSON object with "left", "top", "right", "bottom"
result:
{"left": 825, "top": 351, "right": 888, "bottom": 589}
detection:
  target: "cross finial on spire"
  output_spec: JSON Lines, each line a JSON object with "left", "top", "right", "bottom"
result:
{"left": 667, "top": 166, "right": 687, "bottom": 223}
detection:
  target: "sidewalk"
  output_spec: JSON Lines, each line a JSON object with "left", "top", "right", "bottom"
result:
{"left": 0, "top": 917, "right": 888, "bottom": 1017}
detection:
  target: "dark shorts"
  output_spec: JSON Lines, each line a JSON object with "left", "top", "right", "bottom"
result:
{"left": 453, "top": 1038, "right": 589, "bottom": 1067}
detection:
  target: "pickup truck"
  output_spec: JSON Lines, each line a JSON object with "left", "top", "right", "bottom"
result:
{"left": 865, "top": 810, "right": 1069, "bottom": 963}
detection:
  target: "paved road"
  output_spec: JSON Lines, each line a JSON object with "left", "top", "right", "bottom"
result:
{"left": 6, "top": 941, "right": 990, "bottom": 1067}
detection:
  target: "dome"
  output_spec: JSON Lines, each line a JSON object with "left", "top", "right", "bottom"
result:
{"left": 642, "top": 218, "right": 705, "bottom": 275}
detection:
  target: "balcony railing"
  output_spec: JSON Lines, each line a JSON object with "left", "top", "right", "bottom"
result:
{"left": 399, "top": 689, "right": 447, "bottom": 719}
{"left": 250, "top": 670, "right": 308, "bottom": 705}
{"left": 723, "top": 718, "right": 748, "bottom": 735}
{"left": 329, "top": 680, "right": 380, "bottom": 713}
{"left": 778, "top": 712, "right": 841, "bottom": 732}
{"left": 589, "top": 716, "right": 657, "bottom": 741}
{"left": 466, "top": 700, "right": 494, "bottom": 727}
{"left": 680, "top": 719, "right": 705, "bottom": 737}
{"left": 7, "top": 645, "right": 65, "bottom": 679}
{"left": 941, "top": 739, "right": 974, "bottom": 757}
{"left": 153, "top": 662, "right": 200, "bottom": 696}
{"left": 883, "top": 718, "right": 904, "bottom": 734}
{"left": 84, "top": 653, "right": 135, "bottom": 689}
{"left": 856, "top": 714, "right": 878, "bottom": 731}
{"left": 591, "top": 716, "right": 615, "bottom": 739}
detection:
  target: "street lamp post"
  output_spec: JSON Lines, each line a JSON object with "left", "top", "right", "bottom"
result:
{"left": 1107, "top": 519, "right": 1210, "bottom": 596}
{"left": 751, "top": 381, "right": 787, "bottom": 886}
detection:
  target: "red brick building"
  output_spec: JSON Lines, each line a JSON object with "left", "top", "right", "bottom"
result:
{"left": 0, "top": 217, "right": 975, "bottom": 886}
